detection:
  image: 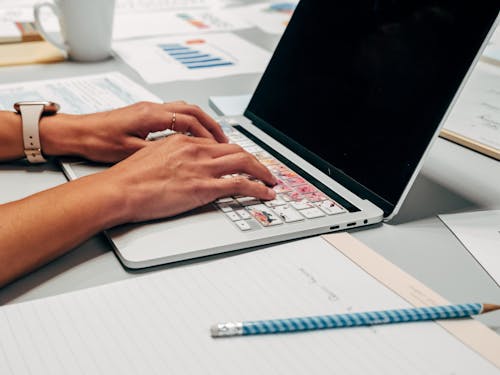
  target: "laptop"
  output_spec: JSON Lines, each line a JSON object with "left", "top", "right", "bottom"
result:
{"left": 61, "top": 0, "right": 500, "bottom": 269}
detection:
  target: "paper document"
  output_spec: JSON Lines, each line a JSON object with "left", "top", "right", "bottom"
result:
{"left": 113, "top": 9, "right": 250, "bottom": 40}
{"left": 0, "top": 21, "right": 21, "bottom": 43}
{"left": 113, "top": 32, "right": 271, "bottom": 83}
{"left": 1, "top": 234, "right": 498, "bottom": 374}
{"left": 228, "top": 1, "right": 298, "bottom": 35}
{"left": 115, "top": 0, "right": 220, "bottom": 13}
{"left": 208, "top": 93, "right": 251, "bottom": 115}
{"left": 440, "top": 210, "right": 500, "bottom": 287}
{"left": 0, "top": 72, "right": 161, "bottom": 113}
{"left": 441, "top": 61, "right": 500, "bottom": 159}
{"left": 0, "top": 1, "right": 237, "bottom": 41}
{"left": 0, "top": 6, "right": 59, "bottom": 33}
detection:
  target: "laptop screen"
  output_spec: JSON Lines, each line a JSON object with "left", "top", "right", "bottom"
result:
{"left": 245, "top": 0, "right": 499, "bottom": 215}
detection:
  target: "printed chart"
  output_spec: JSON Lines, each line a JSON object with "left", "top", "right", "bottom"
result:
{"left": 113, "top": 33, "right": 271, "bottom": 83}
{"left": 158, "top": 39, "right": 234, "bottom": 70}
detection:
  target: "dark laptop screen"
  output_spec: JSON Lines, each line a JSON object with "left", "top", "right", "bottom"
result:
{"left": 245, "top": 0, "right": 499, "bottom": 215}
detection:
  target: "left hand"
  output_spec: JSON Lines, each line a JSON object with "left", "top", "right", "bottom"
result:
{"left": 40, "top": 101, "right": 228, "bottom": 163}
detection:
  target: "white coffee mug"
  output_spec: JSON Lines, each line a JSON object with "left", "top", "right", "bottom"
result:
{"left": 34, "top": 0, "right": 115, "bottom": 62}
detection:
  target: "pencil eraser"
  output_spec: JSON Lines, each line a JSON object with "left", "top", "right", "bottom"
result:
{"left": 210, "top": 325, "right": 220, "bottom": 338}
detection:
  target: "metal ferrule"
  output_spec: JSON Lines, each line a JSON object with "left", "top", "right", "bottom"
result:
{"left": 210, "top": 322, "right": 243, "bottom": 337}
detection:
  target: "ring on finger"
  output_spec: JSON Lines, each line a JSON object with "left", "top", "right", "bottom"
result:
{"left": 171, "top": 112, "right": 176, "bottom": 131}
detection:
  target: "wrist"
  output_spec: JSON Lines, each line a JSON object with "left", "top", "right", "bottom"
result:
{"left": 39, "top": 113, "right": 87, "bottom": 157}
{"left": 76, "top": 171, "right": 130, "bottom": 229}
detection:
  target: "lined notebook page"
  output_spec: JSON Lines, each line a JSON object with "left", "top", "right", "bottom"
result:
{"left": 1, "top": 236, "right": 498, "bottom": 374}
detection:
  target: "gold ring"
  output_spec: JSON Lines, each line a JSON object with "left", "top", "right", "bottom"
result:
{"left": 171, "top": 112, "right": 176, "bottom": 131}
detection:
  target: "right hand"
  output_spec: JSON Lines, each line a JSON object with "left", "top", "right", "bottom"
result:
{"left": 102, "top": 134, "right": 277, "bottom": 225}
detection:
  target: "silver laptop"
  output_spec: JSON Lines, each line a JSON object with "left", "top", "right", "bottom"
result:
{"left": 61, "top": 0, "right": 500, "bottom": 268}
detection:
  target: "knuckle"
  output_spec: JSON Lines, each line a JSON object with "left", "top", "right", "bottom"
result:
{"left": 171, "top": 133, "right": 189, "bottom": 143}
{"left": 236, "top": 151, "right": 254, "bottom": 164}
{"left": 134, "top": 101, "right": 154, "bottom": 119}
{"left": 230, "top": 176, "right": 248, "bottom": 190}
{"left": 186, "top": 104, "right": 202, "bottom": 117}
{"left": 180, "top": 142, "right": 201, "bottom": 156}
{"left": 135, "top": 101, "right": 152, "bottom": 111}
{"left": 230, "top": 144, "right": 245, "bottom": 153}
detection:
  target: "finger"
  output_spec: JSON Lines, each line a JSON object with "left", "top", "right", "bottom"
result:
{"left": 174, "top": 113, "right": 215, "bottom": 140}
{"left": 157, "top": 133, "right": 218, "bottom": 146}
{"left": 163, "top": 100, "right": 187, "bottom": 106}
{"left": 131, "top": 102, "right": 175, "bottom": 135}
{"left": 165, "top": 103, "right": 228, "bottom": 143}
{"left": 127, "top": 137, "right": 149, "bottom": 151}
{"left": 210, "top": 177, "right": 276, "bottom": 201}
{"left": 194, "top": 143, "right": 245, "bottom": 159}
{"left": 208, "top": 152, "right": 277, "bottom": 186}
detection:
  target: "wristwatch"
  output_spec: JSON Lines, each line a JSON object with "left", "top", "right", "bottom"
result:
{"left": 14, "top": 101, "right": 60, "bottom": 163}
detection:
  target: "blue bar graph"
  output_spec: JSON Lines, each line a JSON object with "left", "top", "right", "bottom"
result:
{"left": 159, "top": 43, "right": 234, "bottom": 70}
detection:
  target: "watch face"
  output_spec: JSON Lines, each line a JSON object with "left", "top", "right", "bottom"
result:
{"left": 14, "top": 101, "right": 60, "bottom": 114}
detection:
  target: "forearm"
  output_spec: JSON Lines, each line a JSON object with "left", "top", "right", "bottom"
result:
{"left": 0, "top": 110, "right": 87, "bottom": 162}
{"left": 0, "top": 172, "right": 125, "bottom": 287}
{"left": 0, "top": 111, "right": 24, "bottom": 160}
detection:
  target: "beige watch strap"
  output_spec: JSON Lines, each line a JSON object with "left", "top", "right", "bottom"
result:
{"left": 19, "top": 104, "right": 47, "bottom": 163}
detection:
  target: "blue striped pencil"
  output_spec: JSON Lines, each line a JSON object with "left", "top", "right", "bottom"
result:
{"left": 210, "top": 303, "right": 500, "bottom": 337}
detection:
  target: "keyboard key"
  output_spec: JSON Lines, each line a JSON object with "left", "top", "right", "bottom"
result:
{"left": 216, "top": 201, "right": 242, "bottom": 212}
{"left": 246, "top": 219, "right": 262, "bottom": 230}
{"left": 269, "top": 164, "right": 292, "bottom": 176}
{"left": 226, "top": 211, "right": 241, "bottom": 221}
{"left": 304, "top": 191, "right": 327, "bottom": 202}
{"left": 236, "top": 209, "right": 251, "bottom": 219}
{"left": 286, "top": 191, "right": 304, "bottom": 201}
{"left": 295, "top": 184, "right": 318, "bottom": 194}
{"left": 300, "top": 207, "right": 326, "bottom": 219}
{"left": 236, "top": 196, "right": 262, "bottom": 206}
{"left": 273, "top": 179, "right": 292, "bottom": 194}
{"left": 273, "top": 205, "right": 304, "bottom": 223}
{"left": 235, "top": 220, "right": 251, "bottom": 231}
{"left": 246, "top": 204, "right": 283, "bottom": 226}
{"left": 215, "top": 197, "right": 234, "bottom": 203}
{"left": 264, "top": 197, "right": 287, "bottom": 207}
{"left": 245, "top": 145, "right": 263, "bottom": 154}
{"left": 290, "top": 198, "right": 315, "bottom": 210}
{"left": 253, "top": 150, "right": 272, "bottom": 159}
{"left": 284, "top": 176, "right": 307, "bottom": 186}
{"left": 237, "top": 139, "right": 254, "bottom": 147}
{"left": 317, "top": 200, "right": 346, "bottom": 215}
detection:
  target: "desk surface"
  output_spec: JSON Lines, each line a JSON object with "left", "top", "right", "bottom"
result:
{"left": 0, "top": 27, "right": 499, "bottom": 333}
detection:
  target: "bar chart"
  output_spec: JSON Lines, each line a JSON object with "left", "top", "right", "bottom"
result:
{"left": 159, "top": 40, "right": 234, "bottom": 70}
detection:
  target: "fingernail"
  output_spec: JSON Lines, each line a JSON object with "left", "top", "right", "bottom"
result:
{"left": 267, "top": 188, "right": 276, "bottom": 199}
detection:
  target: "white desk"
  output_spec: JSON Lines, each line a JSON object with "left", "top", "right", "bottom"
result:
{"left": 0, "top": 27, "right": 499, "bottom": 333}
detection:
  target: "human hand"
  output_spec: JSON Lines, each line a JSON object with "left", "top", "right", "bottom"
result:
{"left": 40, "top": 101, "right": 227, "bottom": 163}
{"left": 100, "top": 134, "right": 277, "bottom": 224}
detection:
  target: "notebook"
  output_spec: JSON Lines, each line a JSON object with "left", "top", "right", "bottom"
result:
{"left": 61, "top": 0, "right": 500, "bottom": 269}
{"left": 1, "top": 234, "right": 500, "bottom": 374}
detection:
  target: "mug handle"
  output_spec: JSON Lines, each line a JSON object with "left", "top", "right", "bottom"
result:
{"left": 34, "top": 2, "right": 67, "bottom": 52}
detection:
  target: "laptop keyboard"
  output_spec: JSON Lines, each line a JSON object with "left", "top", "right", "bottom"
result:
{"left": 214, "top": 123, "right": 347, "bottom": 231}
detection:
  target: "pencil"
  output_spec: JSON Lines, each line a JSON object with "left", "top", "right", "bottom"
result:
{"left": 210, "top": 303, "right": 500, "bottom": 337}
